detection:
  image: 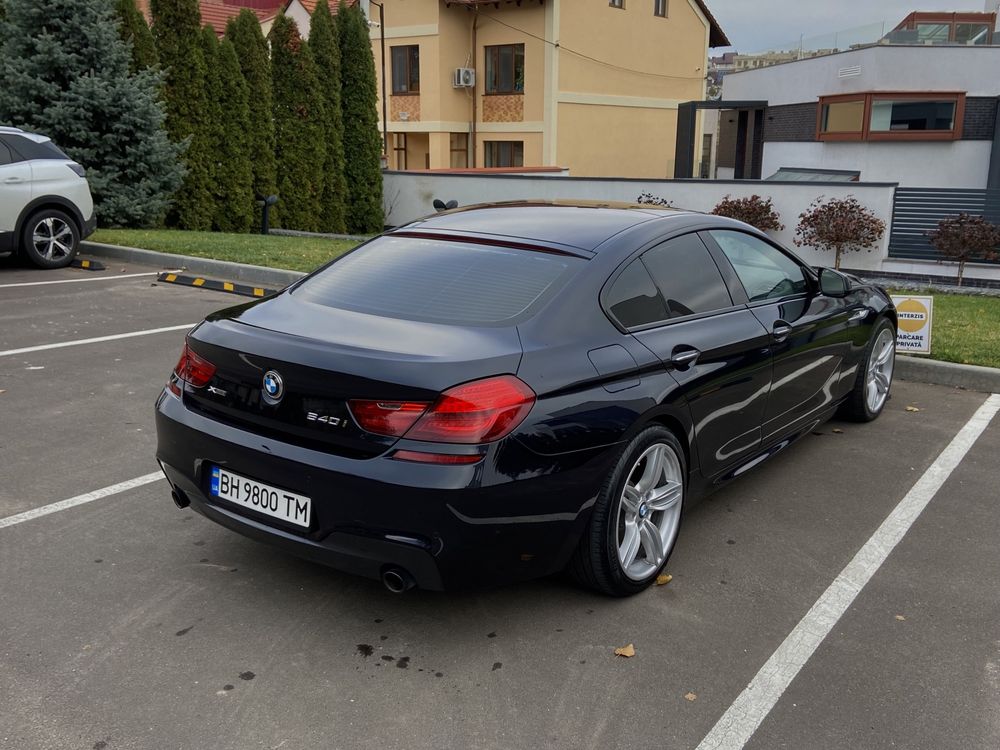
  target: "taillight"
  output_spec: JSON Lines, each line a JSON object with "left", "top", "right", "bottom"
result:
{"left": 404, "top": 375, "right": 535, "bottom": 444}
{"left": 348, "top": 400, "right": 430, "bottom": 437}
{"left": 167, "top": 341, "right": 216, "bottom": 396}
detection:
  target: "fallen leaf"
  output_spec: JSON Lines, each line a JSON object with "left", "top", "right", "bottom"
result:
{"left": 895, "top": 614, "right": 906, "bottom": 621}
{"left": 0, "top": 390, "right": 6, "bottom": 395}
{"left": 656, "top": 573, "right": 673, "bottom": 586}
{"left": 614, "top": 644, "right": 636, "bottom": 658}
{"left": 684, "top": 692, "right": 698, "bottom": 702}
{"left": 832, "top": 428, "right": 844, "bottom": 434}
{"left": 905, "top": 406, "right": 920, "bottom": 412}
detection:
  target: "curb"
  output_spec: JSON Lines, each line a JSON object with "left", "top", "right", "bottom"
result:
{"left": 80, "top": 241, "right": 307, "bottom": 288}
{"left": 156, "top": 272, "right": 277, "bottom": 298}
{"left": 896, "top": 355, "right": 1000, "bottom": 394}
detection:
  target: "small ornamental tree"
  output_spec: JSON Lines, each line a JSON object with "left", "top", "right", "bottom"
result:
{"left": 794, "top": 196, "right": 886, "bottom": 270}
{"left": 338, "top": 0, "right": 383, "bottom": 233}
{"left": 214, "top": 38, "right": 254, "bottom": 232}
{"left": 115, "top": 0, "right": 158, "bottom": 72}
{"left": 712, "top": 194, "right": 784, "bottom": 232}
{"left": 309, "top": 0, "right": 348, "bottom": 234}
{"left": 927, "top": 213, "right": 1000, "bottom": 286}
{"left": 271, "top": 13, "right": 327, "bottom": 231}
{"left": 0, "top": 0, "right": 182, "bottom": 227}
{"left": 226, "top": 9, "right": 277, "bottom": 224}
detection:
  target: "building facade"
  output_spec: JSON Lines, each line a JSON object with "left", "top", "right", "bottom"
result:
{"left": 313, "top": 0, "right": 727, "bottom": 177}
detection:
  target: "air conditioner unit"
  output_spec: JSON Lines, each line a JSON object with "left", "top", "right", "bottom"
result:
{"left": 453, "top": 68, "right": 476, "bottom": 88}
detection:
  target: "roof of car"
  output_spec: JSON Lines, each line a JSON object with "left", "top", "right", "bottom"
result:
{"left": 0, "top": 126, "right": 50, "bottom": 143}
{"left": 399, "top": 201, "right": 696, "bottom": 253}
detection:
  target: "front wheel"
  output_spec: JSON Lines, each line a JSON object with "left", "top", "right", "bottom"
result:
{"left": 841, "top": 318, "right": 896, "bottom": 422}
{"left": 21, "top": 209, "right": 79, "bottom": 269}
{"left": 569, "top": 426, "right": 685, "bottom": 596}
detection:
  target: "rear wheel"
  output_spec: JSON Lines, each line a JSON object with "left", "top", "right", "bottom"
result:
{"left": 21, "top": 209, "right": 79, "bottom": 269}
{"left": 570, "top": 426, "right": 685, "bottom": 596}
{"left": 841, "top": 318, "right": 896, "bottom": 422}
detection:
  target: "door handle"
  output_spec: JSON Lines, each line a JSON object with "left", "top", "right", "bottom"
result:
{"left": 3, "top": 177, "right": 25, "bottom": 184}
{"left": 772, "top": 321, "right": 793, "bottom": 343}
{"left": 670, "top": 348, "right": 700, "bottom": 369}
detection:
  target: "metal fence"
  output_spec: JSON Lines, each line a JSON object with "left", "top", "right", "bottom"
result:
{"left": 888, "top": 187, "right": 1000, "bottom": 262}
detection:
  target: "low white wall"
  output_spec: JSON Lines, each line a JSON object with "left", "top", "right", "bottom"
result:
{"left": 761, "top": 141, "right": 994, "bottom": 189}
{"left": 382, "top": 171, "right": 897, "bottom": 271}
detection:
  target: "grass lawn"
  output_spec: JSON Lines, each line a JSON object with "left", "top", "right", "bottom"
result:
{"left": 90, "top": 229, "right": 360, "bottom": 274}
{"left": 890, "top": 290, "right": 1000, "bottom": 369}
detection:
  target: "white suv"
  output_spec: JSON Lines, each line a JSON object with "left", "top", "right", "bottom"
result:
{"left": 0, "top": 126, "right": 96, "bottom": 269}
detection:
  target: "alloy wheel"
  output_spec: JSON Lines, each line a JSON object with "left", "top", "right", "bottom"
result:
{"left": 865, "top": 328, "right": 895, "bottom": 414}
{"left": 615, "top": 442, "right": 683, "bottom": 581}
{"left": 32, "top": 217, "right": 74, "bottom": 261}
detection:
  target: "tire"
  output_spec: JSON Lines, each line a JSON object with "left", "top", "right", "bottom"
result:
{"left": 21, "top": 209, "right": 80, "bottom": 269}
{"left": 569, "top": 426, "right": 686, "bottom": 596}
{"left": 840, "top": 317, "right": 896, "bottom": 422}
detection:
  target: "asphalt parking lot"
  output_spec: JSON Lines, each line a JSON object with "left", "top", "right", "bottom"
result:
{"left": 2, "top": 257, "right": 998, "bottom": 750}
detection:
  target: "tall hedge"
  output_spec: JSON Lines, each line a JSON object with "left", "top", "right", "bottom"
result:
{"left": 115, "top": 0, "right": 158, "bottom": 72}
{"left": 214, "top": 38, "right": 254, "bottom": 232}
{"left": 199, "top": 25, "right": 223, "bottom": 207}
{"left": 308, "top": 0, "right": 348, "bottom": 234}
{"left": 338, "top": 1, "right": 383, "bottom": 233}
{"left": 0, "top": 0, "right": 182, "bottom": 226}
{"left": 226, "top": 9, "right": 276, "bottom": 224}
{"left": 270, "top": 14, "right": 326, "bottom": 232}
{"left": 152, "top": 0, "right": 213, "bottom": 230}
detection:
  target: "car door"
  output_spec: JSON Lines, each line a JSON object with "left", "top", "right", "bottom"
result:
{"left": 604, "top": 232, "right": 773, "bottom": 481}
{"left": 0, "top": 138, "right": 33, "bottom": 249}
{"left": 702, "top": 229, "right": 856, "bottom": 442}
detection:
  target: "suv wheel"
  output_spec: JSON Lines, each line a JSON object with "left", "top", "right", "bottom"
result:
{"left": 21, "top": 209, "right": 79, "bottom": 269}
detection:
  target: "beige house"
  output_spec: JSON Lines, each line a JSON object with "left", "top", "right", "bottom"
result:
{"left": 290, "top": 0, "right": 727, "bottom": 177}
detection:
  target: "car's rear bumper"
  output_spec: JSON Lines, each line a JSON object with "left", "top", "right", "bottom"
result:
{"left": 154, "top": 391, "right": 616, "bottom": 591}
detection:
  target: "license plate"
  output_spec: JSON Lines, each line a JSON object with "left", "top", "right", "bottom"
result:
{"left": 210, "top": 467, "right": 311, "bottom": 528}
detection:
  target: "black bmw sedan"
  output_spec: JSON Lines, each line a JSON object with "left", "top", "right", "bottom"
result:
{"left": 155, "top": 202, "right": 897, "bottom": 596}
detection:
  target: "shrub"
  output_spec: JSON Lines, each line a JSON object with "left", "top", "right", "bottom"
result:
{"left": 636, "top": 192, "right": 673, "bottom": 207}
{"left": 214, "top": 37, "right": 255, "bottom": 232}
{"left": 794, "top": 196, "right": 886, "bottom": 270}
{"left": 711, "top": 194, "right": 784, "bottom": 232}
{"left": 927, "top": 213, "right": 1000, "bottom": 286}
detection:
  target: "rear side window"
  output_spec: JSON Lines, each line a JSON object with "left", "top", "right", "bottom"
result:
{"left": 5, "top": 134, "right": 70, "bottom": 161}
{"left": 708, "top": 230, "right": 808, "bottom": 302}
{"left": 641, "top": 234, "right": 733, "bottom": 317}
{"left": 293, "top": 236, "right": 578, "bottom": 325}
{"left": 604, "top": 259, "right": 669, "bottom": 328}
{"left": 0, "top": 140, "right": 12, "bottom": 166}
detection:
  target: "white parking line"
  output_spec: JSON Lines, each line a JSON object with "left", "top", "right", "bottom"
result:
{"left": 0, "top": 271, "right": 167, "bottom": 288}
{"left": 696, "top": 392, "right": 1000, "bottom": 750}
{"left": 0, "top": 472, "right": 165, "bottom": 530}
{"left": 0, "top": 324, "right": 195, "bottom": 358}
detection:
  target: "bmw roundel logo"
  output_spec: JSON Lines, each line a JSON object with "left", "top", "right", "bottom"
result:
{"left": 262, "top": 370, "right": 284, "bottom": 404}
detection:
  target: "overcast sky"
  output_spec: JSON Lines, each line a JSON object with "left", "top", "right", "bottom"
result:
{"left": 708, "top": 0, "right": 996, "bottom": 52}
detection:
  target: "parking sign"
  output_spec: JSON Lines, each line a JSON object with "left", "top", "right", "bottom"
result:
{"left": 891, "top": 295, "right": 933, "bottom": 354}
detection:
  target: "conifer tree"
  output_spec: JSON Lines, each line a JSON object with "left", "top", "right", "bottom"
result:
{"left": 337, "top": 1, "right": 383, "bottom": 233}
{"left": 115, "top": 0, "right": 158, "bottom": 72}
{"left": 0, "top": 0, "right": 182, "bottom": 226}
{"left": 309, "top": 0, "right": 348, "bottom": 233}
{"left": 215, "top": 38, "right": 254, "bottom": 232}
{"left": 152, "top": 0, "right": 213, "bottom": 229}
{"left": 226, "top": 10, "right": 277, "bottom": 225}
{"left": 199, "top": 25, "right": 223, "bottom": 217}
{"left": 270, "top": 13, "right": 326, "bottom": 231}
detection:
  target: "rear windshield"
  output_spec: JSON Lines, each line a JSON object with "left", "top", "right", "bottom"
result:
{"left": 293, "top": 236, "right": 579, "bottom": 325}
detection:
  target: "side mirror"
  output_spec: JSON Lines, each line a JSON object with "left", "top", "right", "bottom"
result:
{"left": 818, "top": 267, "right": 849, "bottom": 298}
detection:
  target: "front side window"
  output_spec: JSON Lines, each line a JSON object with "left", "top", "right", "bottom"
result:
{"left": 485, "top": 44, "right": 525, "bottom": 94}
{"left": 708, "top": 230, "right": 808, "bottom": 303}
{"left": 391, "top": 45, "right": 419, "bottom": 94}
{"left": 484, "top": 140, "right": 523, "bottom": 168}
{"left": 641, "top": 234, "right": 733, "bottom": 318}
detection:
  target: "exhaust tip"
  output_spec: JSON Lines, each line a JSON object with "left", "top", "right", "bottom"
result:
{"left": 382, "top": 567, "right": 415, "bottom": 594}
{"left": 171, "top": 488, "right": 190, "bottom": 509}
